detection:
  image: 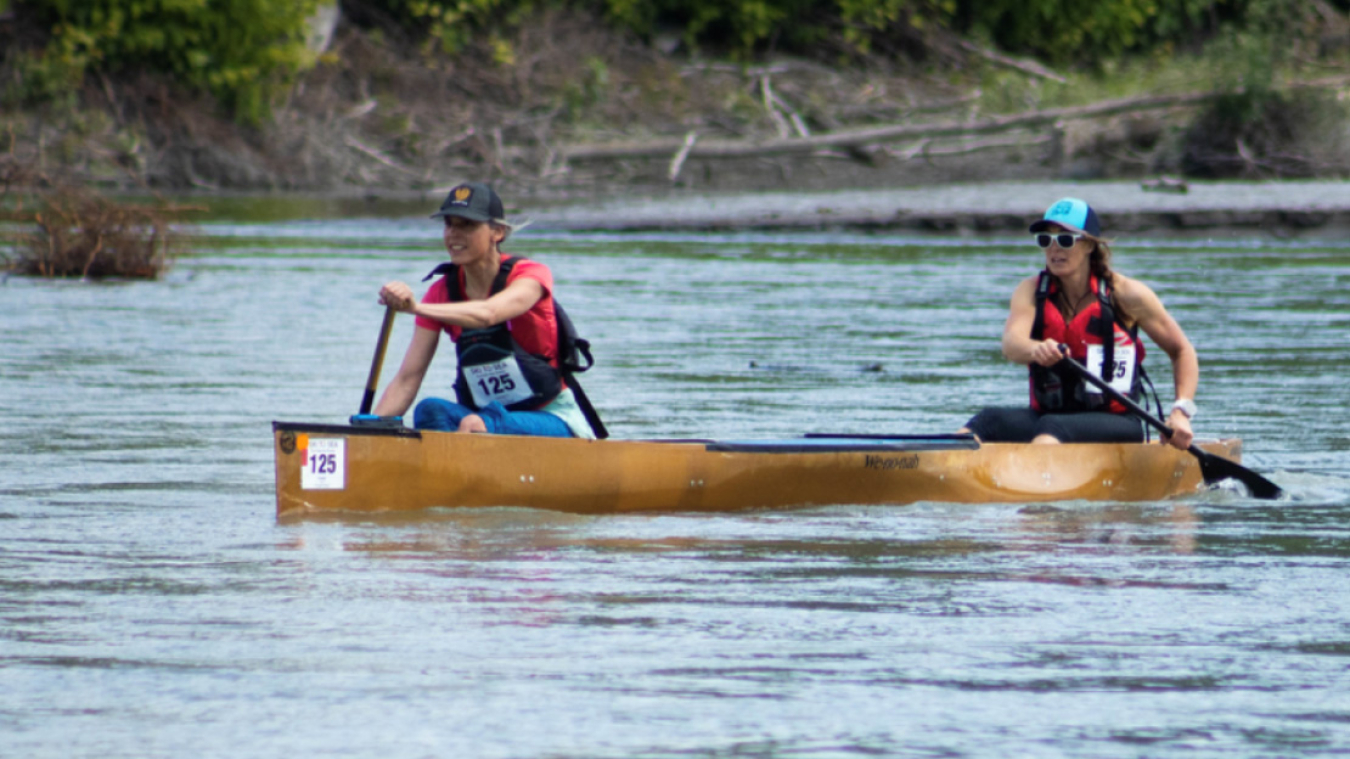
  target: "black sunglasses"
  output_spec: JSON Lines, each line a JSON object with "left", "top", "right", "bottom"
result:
{"left": 1034, "top": 233, "right": 1084, "bottom": 249}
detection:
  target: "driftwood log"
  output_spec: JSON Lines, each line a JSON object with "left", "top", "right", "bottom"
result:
{"left": 517, "top": 77, "right": 1350, "bottom": 166}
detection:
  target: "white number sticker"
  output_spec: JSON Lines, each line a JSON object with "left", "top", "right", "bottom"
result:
{"left": 465, "top": 358, "right": 533, "bottom": 407}
{"left": 301, "top": 437, "right": 345, "bottom": 490}
{"left": 1084, "top": 343, "right": 1136, "bottom": 395}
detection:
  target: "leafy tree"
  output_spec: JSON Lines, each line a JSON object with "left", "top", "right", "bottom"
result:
{"left": 11, "top": 0, "right": 325, "bottom": 122}
{"left": 951, "top": 0, "right": 1236, "bottom": 67}
{"left": 599, "top": 0, "right": 959, "bottom": 57}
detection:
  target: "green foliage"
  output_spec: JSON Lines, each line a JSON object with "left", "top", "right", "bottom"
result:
{"left": 956, "top": 0, "right": 1196, "bottom": 66}
{"left": 604, "top": 0, "right": 788, "bottom": 54}
{"left": 606, "top": 0, "right": 954, "bottom": 56}
{"left": 1182, "top": 88, "right": 1350, "bottom": 177}
{"left": 593, "top": 0, "right": 1235, "bottom": 62}
{"left": 1176, "top": 0, "right": 1340, "bottom": 177}
{"left": 1146, "top": 0, "right": 1222, "bottom": 40}
{"left": 594, "top": 0, "right": 1225, "bottom": 62}
{"left": 4, "top": 0, "right": 1339, "bottom": 127}
{"left": 842, "top": 0, "right": 957, "bottom": 42}
{"left": 366, "top": 0, "right": 833, "bottom": 60}
{"left": 951, "top": 0, "right": 1310, "bottom": 70}
{"left": 14, "top": 0, "right": 325, "bottom": 122}
{"left": 559, "top": 56, "right": 609, "bottom": 117}
{"left": 3, "top": 51, "right": 82, "bottom": 109}
{"left": 367, "top": 0, "right": 534, "bottom": 59}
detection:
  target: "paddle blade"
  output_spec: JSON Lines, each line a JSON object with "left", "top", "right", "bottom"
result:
{"left": 1193, "top": 447, "right": 1283, "bottom": 499}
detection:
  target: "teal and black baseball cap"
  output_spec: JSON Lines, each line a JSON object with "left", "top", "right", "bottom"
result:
{"left": 1029, "top": 197, "right": 1101, "bottom": 237}
{"left": 430, "top": 182, "right": 506, "bottom": 223}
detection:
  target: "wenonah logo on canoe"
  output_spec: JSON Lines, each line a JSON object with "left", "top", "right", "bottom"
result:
{"left": 864, "top": 454, "right": 920, "bottom": 470}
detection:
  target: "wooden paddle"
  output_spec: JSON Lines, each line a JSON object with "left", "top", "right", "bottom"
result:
{"left": 1058, "top": 354, "right": 1283, "bottom": 499}
{"left": 358, "top": 306, "right": 396, "bottom": 415}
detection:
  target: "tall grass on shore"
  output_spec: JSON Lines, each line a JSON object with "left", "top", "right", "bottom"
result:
{"left": 1, "top": 160, "right": 198, "bottom": 279}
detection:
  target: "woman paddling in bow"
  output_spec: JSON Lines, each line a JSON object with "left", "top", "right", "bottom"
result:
{"left": 960, "top": 197, "right": 1197, "bottom": 449}
{"left": 372, "top": 182, "right": 596, "bottom": 438}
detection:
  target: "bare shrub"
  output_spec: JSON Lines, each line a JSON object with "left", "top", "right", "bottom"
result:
{"left": 1, "top": 157, "right": 199, "bottom": 279}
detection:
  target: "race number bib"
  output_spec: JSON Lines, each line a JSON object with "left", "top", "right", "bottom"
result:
{"left": 301, "top": 437, "right": 345, "bottom": 490}
{"left": 465, "top": 357, "right": 534, "bottom": 407}
{"left": 1084, "top": 343, "right": 1136, "bottom": 396}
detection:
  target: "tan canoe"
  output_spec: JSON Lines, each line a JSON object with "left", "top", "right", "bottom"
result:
{"left": 272, "top": 422, "right": 1244, "bottom": 518}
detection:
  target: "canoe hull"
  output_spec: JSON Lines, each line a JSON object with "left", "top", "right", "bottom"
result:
{"left": 272, "top": 422, "right": 1243, "bottom": 518}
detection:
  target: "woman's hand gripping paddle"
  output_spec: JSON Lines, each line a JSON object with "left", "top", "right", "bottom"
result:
{"left": 351, "top": 306, "right": 403, "bottom": 428}
{"left": 1057, "top": 353, "right": 1282, "bottom": 499}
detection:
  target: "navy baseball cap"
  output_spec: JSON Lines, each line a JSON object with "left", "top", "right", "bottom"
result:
{"left": 430, "top": 182, "right": 505, "bottom": 223}
{"left": 1029, "top": 197, "right": 1101, "bottom": 237}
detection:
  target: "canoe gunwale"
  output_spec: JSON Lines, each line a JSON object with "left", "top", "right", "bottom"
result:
{"left": 271, "top": 422, "right": 981, "bottom": 453}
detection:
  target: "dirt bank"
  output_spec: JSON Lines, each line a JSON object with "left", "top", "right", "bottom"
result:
{"left": 0, "top": 13, "right": 1287, "bottom": 200}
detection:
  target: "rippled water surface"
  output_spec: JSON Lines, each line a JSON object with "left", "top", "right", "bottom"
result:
{"left": 3, "top": 206, "right": 1350, "bottom": 758}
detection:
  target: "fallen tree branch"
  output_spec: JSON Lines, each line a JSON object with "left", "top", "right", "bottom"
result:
{"left": 343, "top": 135, "right": 418, "bottom": 175}
{"left": 539, "top": 90, "right": 1218, "bottom": 162}
{"left": 761, "top": 76, "right": 792, "bottom": 139}
{"left": 958, "top": 40, "right": 1066, "bottom": 83}
{"left": 889, "top": 132, "right": 1054, "bottom": 160}
{"left": 526, "top": 77, "right": 1350, "bottom": 164}
{"left": 668, "top": 131, "right": 698, "bottom": 181}
{"left": 760, "top": 76, "right": 810, "bottom": 138}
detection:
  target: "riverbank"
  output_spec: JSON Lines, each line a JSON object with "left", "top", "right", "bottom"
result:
{"left": 7, "top": 11, "right": 1350, "bottom": 248}
{"left": 522, "top": 178, "right": 1350, "bottom": 237}
{"left": 6, "top": 9, "right": 1350, "bottom": 207}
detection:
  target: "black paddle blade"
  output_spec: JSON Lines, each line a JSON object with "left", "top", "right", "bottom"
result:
{"left": 1192, "top": 446, "right": 1283, "bottom": 499}
{"left": 1054, "top": 354, "right": 1283, "bottom": 500}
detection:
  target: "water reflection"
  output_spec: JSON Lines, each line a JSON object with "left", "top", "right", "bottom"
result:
{"left": 1017, "top": 503, "right": 1200, "bottom": 554}
{"left": 301, "top": 500, "right": 1212, "bottom": 554}
{"left": 292, "top": 499, "right": 1236, "bottom": 617}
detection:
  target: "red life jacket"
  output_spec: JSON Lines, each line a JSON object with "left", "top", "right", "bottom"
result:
{"left": 1029, "top": 271, "right": 1145, "bottom": 414}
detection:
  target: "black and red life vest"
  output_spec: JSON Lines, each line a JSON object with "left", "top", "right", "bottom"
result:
{"left": 422, "top": 256, "right": 608, "bottom": 438}
{"left": 421, "top": 256, "right": 563, "bottom": 412}
{"left": 1029, "top": 270, "right": 1146, "bottom": 414}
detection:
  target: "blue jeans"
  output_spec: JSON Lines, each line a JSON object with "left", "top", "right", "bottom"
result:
{"left": 412, "top": 398, "right": 574, "bottom": 437}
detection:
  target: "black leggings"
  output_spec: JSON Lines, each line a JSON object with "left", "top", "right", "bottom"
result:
{"left": 964, "top": 406, "right": 1145, "bottom": 444}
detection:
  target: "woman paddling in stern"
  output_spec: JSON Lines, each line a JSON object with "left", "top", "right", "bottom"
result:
{"left": 371, "top": 182, "right": 596, "bottom": 438}
{"left": 961, "top": 197, "right": 1197, "bottom": 449}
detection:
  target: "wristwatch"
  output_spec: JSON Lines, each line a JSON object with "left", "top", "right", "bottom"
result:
{"left": 1170, "top": 399, "right": 1198, "bottom": 419}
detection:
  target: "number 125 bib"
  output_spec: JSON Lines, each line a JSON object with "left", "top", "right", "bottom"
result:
{"left": 1084, "top": 343, "right": 1136, "bottom": 396}
{"left": 464, "top": 357, "right": 534, "bottom": 407}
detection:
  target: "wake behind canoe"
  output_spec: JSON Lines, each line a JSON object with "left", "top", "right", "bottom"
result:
{"left": 272, "top": 422, "right": 1244, "bottom": 518}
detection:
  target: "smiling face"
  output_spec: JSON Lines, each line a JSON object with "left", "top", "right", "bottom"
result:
{"left": 1040, "top": 224, "right": 1092, "bottom": 279}
{"left": 443, "top": 215, "right": 505, "bottom": 265}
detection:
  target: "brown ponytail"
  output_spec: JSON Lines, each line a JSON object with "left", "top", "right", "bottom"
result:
{"left": 1089, "top": 239, "right": 1133, "bottom": 326}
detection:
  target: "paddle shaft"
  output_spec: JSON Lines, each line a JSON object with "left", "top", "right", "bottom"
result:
{"left": 1057, "top": 353, "right": 1282, "bottom": 499}
{"left": 359, "top": 307, "right": 397, "bottom": 415}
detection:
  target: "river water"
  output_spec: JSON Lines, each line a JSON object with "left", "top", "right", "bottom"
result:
{"left": 3, "top": 201, "right": 1350, "bottom": 758}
